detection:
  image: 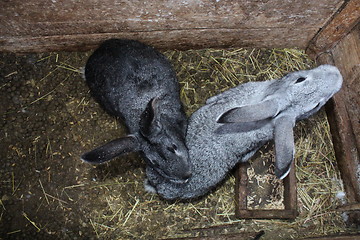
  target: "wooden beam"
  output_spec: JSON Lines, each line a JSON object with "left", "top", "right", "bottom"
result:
{"left": 0, "top": 28, "right": 319, "bottom": 53}
{"left": 163, "top": 231, "right": 264, "bottom": 240}
{"left": 300, "top": 234, "right": 360, "bottom": 240}
{"left": 0, "top": 0, "right": 343, "bottom": 52}
{"left": 316, "top": 23, "right": 360, "bottom": 225}
{"left": 307, "top": 0, "right": 360, "bottom": 58}
{"left": 336, "top": 203, "right": 360, "bottom": 212}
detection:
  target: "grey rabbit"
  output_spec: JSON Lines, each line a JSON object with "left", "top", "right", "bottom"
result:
{"left": 146, "top": 64, "right": 343, "bottom": 200}
{"left": 81, "top": 39, "right": 191, "bottom": 183}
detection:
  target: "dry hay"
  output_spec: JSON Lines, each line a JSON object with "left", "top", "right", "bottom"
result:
{"left": 82, "top": 48, "right": 349, "bottom": 239}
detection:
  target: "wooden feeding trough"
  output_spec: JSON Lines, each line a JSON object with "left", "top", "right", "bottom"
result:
{"left": 235, "top": 161, "right": 298, "bottom": 220}
{"left": 1, "top": 0, "right": 359, "bottom": 226}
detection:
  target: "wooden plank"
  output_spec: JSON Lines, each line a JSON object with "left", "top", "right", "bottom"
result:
{"left": 0, "top": 0, "right": 343, "bottom": 52}
{"left": 163, "top": 231, "right": 264, "bottom": 240}
{"left": 283, "top": 159, "right": 297, "bottom": 212}
{"left": 331, "top": 25, "right": 360, "bottom": 152}
{"left": 0, "top": 28, "right": 320, "bottom": 53}
{"left": 300, "top": 234, "right": 360, "bottom": 240}
{"left": 307, "top": 0, "right": 360, "bottom": 58}
{"left": 336, "top": 203, "right": 360, "bottom": 212}
{"left": 236, "top": 209, "right": 297, "bottom": 219}
{"left": 316, "top": 23, "right": 360, "bottom": 225}
{"left": 235, "top": 162, "right": 249, "bottom": 213}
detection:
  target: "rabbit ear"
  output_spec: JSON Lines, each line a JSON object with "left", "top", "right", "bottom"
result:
{"left": 81, "top": 135, "right": 139, "bottom": 164}
{"left": 140, "top": 97, "right": 162, "bottom": 137}
{"left": 273, "top": 115, "right": 295, "bottom": 179}
{"left": 215, "top": 119, "right": 271, "bottom": 134}
{"left": 217, "top": 99, "right": 280, "bottom": 123}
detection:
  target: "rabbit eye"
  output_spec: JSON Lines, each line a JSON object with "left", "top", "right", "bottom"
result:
{"left": 167, "top": 144, "right": 177, "bottom": 153}
{"left": 295, "top": 77, "right": 306, "bottom": 83}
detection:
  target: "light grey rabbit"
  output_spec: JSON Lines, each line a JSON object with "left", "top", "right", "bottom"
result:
{"left": 146, "top": 64, "right": 343, "bottom": 200}
{"left": 81, "top": 39, "right": 191, "bottom": 183}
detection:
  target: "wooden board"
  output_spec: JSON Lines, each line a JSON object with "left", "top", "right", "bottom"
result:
{"left": 163, "top": 231, "right": 264, "bottom": 240}
{"left": 300, "top": 234, "right": 360, "bottom": 240}
{"left": 316, "top": 23, "right": 360, "bottom": 225}
{"left": 307, "top": 0, "right": 360, "bottom": 58}
{"left": 0, "top": 0, "right": 343, "bottom": 52}
{"left": 332, "top": 25, "right": 360, "bottom": 154}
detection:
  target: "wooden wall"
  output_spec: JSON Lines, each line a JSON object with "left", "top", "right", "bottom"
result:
{"left": 306, "top": 1, "right": 360, "bottom": 225}
{"left": 0, "top": 0, "right": 344, "bottom": 52}
{"left": 317, "top": 23, "right": 360, "bottom": 225}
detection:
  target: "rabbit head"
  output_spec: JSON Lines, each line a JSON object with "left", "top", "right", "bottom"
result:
{"left": 139, "top": 97, "right": 191, "bottom": 182}
{"left": 218, "top": 64, "right": 343, "bottom": 179}
{"left": 81, "top": 97, "right": 191, "bottom": 183}
{"left": 280, "top": 64, "right": 343, "bottom": 120}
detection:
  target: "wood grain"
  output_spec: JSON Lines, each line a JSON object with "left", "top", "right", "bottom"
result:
{"left": 307, "top": 0, "right": 360, "bottom": 57}
{"left": 318, "top": 23, "right": 360, "bottom": 225}
{"left": 0, "top": 0, "right": 343, "bottom": 52}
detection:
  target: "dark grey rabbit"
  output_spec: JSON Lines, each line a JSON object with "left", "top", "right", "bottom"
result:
{"left": 146, "top": 65, "right": 343, "bottom": 200}
{"left": 81, "top": 39, "right": 191, "bottom": 183}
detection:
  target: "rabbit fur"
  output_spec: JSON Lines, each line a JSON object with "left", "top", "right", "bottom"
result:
{"left": 146, "top": 64, "right": 343, "bottom": 200}
{"left": 81, "top": 39, "right": 191, "bottom": 183}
